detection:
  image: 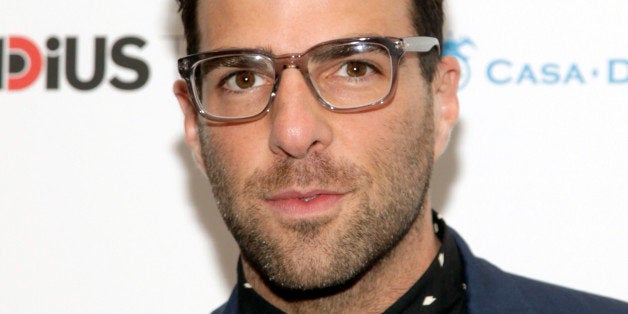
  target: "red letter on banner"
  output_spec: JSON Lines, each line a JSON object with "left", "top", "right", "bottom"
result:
{"left": 8, "top": 36, "right": 42, "bottom": 90}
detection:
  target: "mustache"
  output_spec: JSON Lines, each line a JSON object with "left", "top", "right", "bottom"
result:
{"left": 243, "top": 153, "right": 369, "bottom": 196}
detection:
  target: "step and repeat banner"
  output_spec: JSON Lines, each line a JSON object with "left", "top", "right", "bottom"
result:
{"left": 1, "top": 0, "right": 626, "bottom": 312}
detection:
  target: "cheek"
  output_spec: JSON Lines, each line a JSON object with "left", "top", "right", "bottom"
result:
{"left": 390, "top": 68, "right": 433, "bottom": 140}
{"left": 335, "top": 81, "right": 429, "bottom": 158}
{"left": 203, "top": 124, "right": 271, "bottom": 185}
{"left": 359, "top": 89, "right": 433, "bottom": 185}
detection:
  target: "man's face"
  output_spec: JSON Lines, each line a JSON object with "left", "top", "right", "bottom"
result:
{"left": 180, "top": 0, "right": 458, "bottom": 291}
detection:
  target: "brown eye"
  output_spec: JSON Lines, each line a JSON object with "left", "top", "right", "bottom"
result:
{"left": 223, "top": 70, "right": 265, "bottom": 91}
{"left": 235, "top": 71, "right": 255, "bottom": 89}
{"left": 345, "top": 61, "right": 368, "bottom": 77}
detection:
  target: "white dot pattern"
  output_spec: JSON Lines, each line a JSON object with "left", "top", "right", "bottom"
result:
{"left": 423, "top": 296, "right": 437, "bottom": 306}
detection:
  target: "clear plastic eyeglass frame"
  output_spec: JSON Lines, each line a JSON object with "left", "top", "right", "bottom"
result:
{"left": 177, "top": 36, "right": 439, "bottom": 122}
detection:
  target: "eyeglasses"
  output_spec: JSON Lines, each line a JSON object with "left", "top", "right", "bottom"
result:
{"left": 177, "top": 36, "right": 439, "bottom": 122}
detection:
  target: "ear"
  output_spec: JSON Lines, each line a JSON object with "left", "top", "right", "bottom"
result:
{"left": 173, "top": 80, "right": 207, "bottom": 176}
{"left": 431, "top": 56, "right": 460, "bottom": 161}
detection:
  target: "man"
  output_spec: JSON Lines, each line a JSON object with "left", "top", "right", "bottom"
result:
{"left": 172, "top": 0, "right": 628, "bottom": 313}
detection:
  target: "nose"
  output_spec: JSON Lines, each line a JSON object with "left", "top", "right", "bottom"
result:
{"left": 268, "top": 69, "right": 333, "bottom": 159}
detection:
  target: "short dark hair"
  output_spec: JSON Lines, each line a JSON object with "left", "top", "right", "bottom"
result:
{"left": 175, "top": 0, "right": 443, "bottom": 83}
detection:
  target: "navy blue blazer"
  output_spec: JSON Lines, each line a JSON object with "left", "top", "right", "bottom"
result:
{"left": 213, "top": 228, "right": 627, "bottom": 313}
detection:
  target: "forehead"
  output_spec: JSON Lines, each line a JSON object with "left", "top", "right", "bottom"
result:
{"left": 197, "top": 0, "right": 415, "bottom": 53}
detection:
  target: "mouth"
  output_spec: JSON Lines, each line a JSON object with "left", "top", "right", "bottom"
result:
{"left": 265, "top": 189, "right": 348, "bottom": 220}
{"left": 300, "top": 194, "right": 319, "bottom": 202}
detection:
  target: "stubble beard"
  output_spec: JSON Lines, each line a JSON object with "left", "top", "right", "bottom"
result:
{"left": 199, "top": 100, "right": 434, "bottom": 293}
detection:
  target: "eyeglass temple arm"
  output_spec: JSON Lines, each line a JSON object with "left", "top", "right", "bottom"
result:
{"left": 402, "top": 36, "right": 440, "bottom": 54}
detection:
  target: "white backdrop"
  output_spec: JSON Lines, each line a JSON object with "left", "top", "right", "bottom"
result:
{"left": 1, "top": 1, "right": 626, "bottom": 313}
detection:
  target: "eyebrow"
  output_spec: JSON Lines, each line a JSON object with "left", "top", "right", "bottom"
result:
{"left": 207, "top": 45, "right": 274, "bottom": 55}
{"left": 207, "top": 33, "right": 384, "bottom": 57}
{"left": 200, "top": 56, "right": 271, "bottom": 74}
{"left": 309, "top": 44, "right": 388, "bottom": 63}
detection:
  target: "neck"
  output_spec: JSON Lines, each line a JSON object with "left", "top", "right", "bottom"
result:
{"left": 242, "top": 201, "right": 440, "bottom": 313}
